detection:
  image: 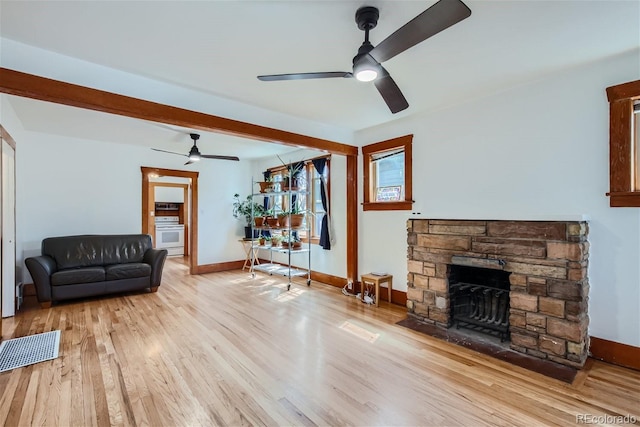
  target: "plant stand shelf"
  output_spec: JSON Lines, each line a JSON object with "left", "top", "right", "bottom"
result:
{"left": 249, "top": 173, "right": 311, "bottom": 290}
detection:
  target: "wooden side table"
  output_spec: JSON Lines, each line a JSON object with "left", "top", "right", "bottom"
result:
{"left": 239, "top": 239, "right": 261, "bottom": 271}
{"left": 360, "top": 273, "right": 393, "bottom": 307}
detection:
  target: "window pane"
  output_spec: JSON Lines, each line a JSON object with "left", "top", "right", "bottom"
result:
{"left": 272, "top": 174, "right": 283, "bottom": 213}
{"left": 312, "top": 174, "right": 323, "bottom": 237}
{"left": 375, "top": 152, "right": 404, "bottom": 202}
{"left": 313, "top": 179, "right": 324, "bottom": 211}
{"left": 377, "top": 152, "right": 404, "bottom": 187}
{"left": 315, "top": 212, "right": 323, "bottom": 236}
{"left": 635, "top": 109, "right": 639, "bottom": 189}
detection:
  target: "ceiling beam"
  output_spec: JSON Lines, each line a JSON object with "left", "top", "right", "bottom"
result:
{"left": 0, "top": 67, "right": 358, "bottom": 157}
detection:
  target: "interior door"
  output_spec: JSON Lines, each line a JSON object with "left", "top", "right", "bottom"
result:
{"left": 2, "top": 137, "right": 16, "bottom": 318}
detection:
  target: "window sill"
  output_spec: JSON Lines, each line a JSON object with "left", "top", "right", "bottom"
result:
{"left": 607, "top": 192, "right": 640, "bottom": 207}
{"left": 300, "top": 237, "right": 320, "bottom": 245}
{"left": 363, "top": 201, "right": 413, "bottom": 211}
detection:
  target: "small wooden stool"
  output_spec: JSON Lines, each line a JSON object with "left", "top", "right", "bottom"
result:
{"left": 239, "top": 239, "right": 261, "bottom": 271}
{"left": 360, "top": 273, "right": 393, "bottom": 307}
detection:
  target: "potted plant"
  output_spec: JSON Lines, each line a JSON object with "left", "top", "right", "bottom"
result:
{"left": 279, "top": 198, "right": 305, "bottom": 229}
{"left": 280, "top": 233, "right": 291, "bottom": 248}
{"left": 270, "top": 234, "right": 282, "bottom": 247}
{"left": 277, "top": 155, "right": 305, "bottom": 191}
{"left": 264, "top": 206, "right": 280, "bottom": 228}
{"left": 256, "top": 176, "right": 274, "bottom": 193}
{"left": 278, "top": 210, "right": 291, "bottom": 228}
{"left": 254, "top": 214, "right": 265, "bottom": 227}
{"left": 289, "top": 199, "right": 305, "bottom": 228}
{"left": 232, "top": 193, "right": 265, "bottom": 238}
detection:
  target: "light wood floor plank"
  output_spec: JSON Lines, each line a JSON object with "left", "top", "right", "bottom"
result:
{"left": 1, "top": 258, "right": 639, "bottom": 426}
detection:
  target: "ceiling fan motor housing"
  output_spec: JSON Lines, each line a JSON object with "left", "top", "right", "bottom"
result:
{"left": 355, "top": 6, "right": 379, "bottom": 31}
{"left": 188, "top": 144, "right": 201, "bottom": 159}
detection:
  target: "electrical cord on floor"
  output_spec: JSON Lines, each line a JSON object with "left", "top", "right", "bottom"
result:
{"left": 342, "top": 283, "right": 357, "bottom": 297}
{"left": 342, "top": 284, "right": 375, "bottom": 304}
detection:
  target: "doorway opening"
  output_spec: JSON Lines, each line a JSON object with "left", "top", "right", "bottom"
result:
{"left": 0, "top": 125, "right": 16, "bottom": 325}
{"left": 141, "top": 167, "right": 199, "bottom": 275}
{"left": 151, "top": 180, "right": 189, "bottom": 257}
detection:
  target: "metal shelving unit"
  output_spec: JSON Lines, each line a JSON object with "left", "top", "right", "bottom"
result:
{"left": 249, "top": 177, "right": 311, "bottom": 290}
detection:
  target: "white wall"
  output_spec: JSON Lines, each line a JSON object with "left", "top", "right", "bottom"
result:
{"left": 250, "top": 149, "right": 347, "bottom": 278}
{"left": 1, "top": 95, "right": 252, "bottom": 282}
{"left": 356, "top": 50, "right": 640, "bottom": 347}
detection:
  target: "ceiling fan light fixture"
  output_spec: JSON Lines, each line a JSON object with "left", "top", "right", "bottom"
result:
{"left": 353, "top": 56, "right": 380, "bottom": 82}
{"left": 355, "top": 68, "right": 378, "bottom": 82}
{"left": 188, "top": 145, "right": 201, "bottom": 161}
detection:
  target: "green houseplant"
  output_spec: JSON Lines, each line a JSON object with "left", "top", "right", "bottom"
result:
{"left": 278, "top": 196, "right": 305, "bottom": 228}
{"left": 233, "top": 193, "right": 265, "bottom": 238}
{"left": 277, "top": 155, "right": 305, "bottom": 191}
{"left": 256, "top": 175, "right": 274, "bottom": 193}
{"left": 270, "top": 234, "right": 283, "bottom": 247}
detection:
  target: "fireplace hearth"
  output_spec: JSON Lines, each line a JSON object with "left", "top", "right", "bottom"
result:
{"left": 406, "top": 219, "right": 589, "bottom": 369}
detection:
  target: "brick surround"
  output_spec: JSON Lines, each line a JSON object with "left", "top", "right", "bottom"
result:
{"left": 407, "top": 219, "right": 589, "bottom": 368}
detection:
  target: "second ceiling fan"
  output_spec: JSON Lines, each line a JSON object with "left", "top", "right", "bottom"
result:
{"left": 152, "top": 133, "right": 239, "bottom": 165}
{"left": 258, "top": 0, "right": 471, "bottom": 114}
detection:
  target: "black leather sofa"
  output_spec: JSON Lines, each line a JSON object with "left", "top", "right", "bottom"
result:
{"left": 25, "top": 234, "right": 167, "bottom": 308}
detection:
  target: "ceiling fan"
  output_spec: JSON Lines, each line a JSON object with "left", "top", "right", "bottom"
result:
{"left": 152, "top": 133, "right": 240, "bottom": 164}
{"left": 257, "top": 0, "right": 471, "bottom": 114}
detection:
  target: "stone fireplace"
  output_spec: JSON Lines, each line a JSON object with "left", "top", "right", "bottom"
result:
{"left": 406, "top": 219, "right": 589, "bottom": 368}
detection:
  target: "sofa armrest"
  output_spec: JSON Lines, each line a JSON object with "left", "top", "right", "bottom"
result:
{"left": 144, "top": 248, "right": 168, "bottom": 288}
{"left": 25, "top": 255, "right": 57, "bottom": 304}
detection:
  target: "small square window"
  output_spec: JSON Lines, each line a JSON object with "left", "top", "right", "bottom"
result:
{"left": 362, "top": 135, "right": 413, "bottom": 211}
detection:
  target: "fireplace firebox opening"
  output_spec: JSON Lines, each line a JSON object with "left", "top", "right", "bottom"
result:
{"left": 449, "top": 265, "right": 511, "bottom": 342}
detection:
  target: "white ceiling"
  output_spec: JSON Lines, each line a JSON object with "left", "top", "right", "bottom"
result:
{"left": 5, "top": 95, "right": 298, "bottom": 160}
{"left": 1, "top": 0, "right": 639, "bottom": 157}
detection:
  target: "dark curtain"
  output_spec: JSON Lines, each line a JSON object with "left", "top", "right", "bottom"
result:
{"left": 312, "top": 158, "right": 330, "bottom": 250}
{"left": 261, "top": 170, "right": 271, "bottom": 238}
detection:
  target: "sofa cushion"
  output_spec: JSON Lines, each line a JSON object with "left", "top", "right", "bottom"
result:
{"left": 43, "top": 235, "right": 104, "bottom": 270}
{"left": 103, "top": 235, "right": 152, "bottom": 265}
{"left": 51, "top": 267, "right": 106, "bottom": 286}
{"left": 105, "top": 263, "right": 151, "bottom": 280}
{"left": 42, "top": 234, "right": 153, "bottom": 269}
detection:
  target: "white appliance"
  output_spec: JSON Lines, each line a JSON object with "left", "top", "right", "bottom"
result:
{"left": 155, "top": 216, "right": 185, "bottom": 256}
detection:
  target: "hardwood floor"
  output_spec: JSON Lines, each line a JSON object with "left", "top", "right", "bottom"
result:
{"left": 1, "top": 258, "right": 639, "bottom": 426}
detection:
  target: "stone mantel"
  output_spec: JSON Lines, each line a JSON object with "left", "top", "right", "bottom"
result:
{"left": 407, "top": 215, "right": 591, "bottom": 222}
